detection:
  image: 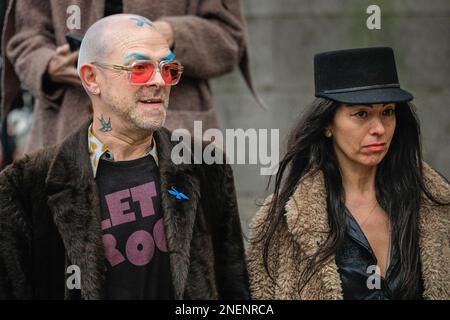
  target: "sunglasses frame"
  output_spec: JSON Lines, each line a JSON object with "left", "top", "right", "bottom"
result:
{"left": 91, "top": 59, "right": 184, "bottom": 85}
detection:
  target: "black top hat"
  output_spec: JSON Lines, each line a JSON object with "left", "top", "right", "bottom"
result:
{"left": 314, "top": 47, "right": 413, "bottom": 104}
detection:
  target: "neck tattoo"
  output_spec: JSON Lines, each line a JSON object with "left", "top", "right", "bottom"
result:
{"left": 98, "top": 115, "right": 112, "bottom": 132}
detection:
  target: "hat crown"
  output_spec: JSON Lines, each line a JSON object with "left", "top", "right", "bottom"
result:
{"left": 313, "top": 47, "right": 412, "bottom": 104}
{"left": 314, "top": 47, "right": 399, "bottom": 93}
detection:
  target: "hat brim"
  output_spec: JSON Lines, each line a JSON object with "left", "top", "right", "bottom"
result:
{"left": 316, "top": 87, "right": 413, "bottom": 104}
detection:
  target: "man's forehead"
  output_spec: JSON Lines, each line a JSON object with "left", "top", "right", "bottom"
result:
{"left": 99, "top": 15, "right": 162, "bottom": 41}
{"left": 111, "top": 24, "right": 164, "bottom": 43}
{"left": 97, "top": 14, "right": 154, "bottom": 30}
{"left": 106, "top": 27, "right": 170, "bottom": 60}
{"left": 128, "top": 16, "right": 153, "bottom": 28}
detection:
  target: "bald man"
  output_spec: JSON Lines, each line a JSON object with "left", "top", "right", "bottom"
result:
{"left": 0, "top": 14, "right": 249, "bottom": 300}
{"left": 3, "top": 0, "right": 253, "bottom": 157}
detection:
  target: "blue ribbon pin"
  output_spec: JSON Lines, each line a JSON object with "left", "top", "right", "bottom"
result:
{"left": 168, "top": 186, "right": 189, "bottom": 201}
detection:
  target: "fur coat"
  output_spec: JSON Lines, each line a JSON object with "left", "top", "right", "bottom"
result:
{"left": 0, "top": 120, "right": 250, "bottom": 299}
{"left": 247, "top": 164, "right": 450, "bottom": 300}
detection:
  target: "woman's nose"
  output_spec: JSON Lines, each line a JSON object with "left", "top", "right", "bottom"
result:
{"left": 369, "top": 117, "right": 386, "bottom": 135}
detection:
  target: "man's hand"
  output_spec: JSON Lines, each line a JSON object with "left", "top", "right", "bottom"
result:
{"left": 154, "top": 21, "right": 174, "bottom": 48}
{"left": 47, "top": 44, "right": 81, "bottom": 86}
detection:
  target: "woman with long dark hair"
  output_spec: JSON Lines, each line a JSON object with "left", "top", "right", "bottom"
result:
{"left": 247, "top": 47, "right": 450, "bottom": 300}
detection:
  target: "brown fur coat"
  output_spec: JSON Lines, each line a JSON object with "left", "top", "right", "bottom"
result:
{"left": 247, "top": 163, "right": 450, "bottom": 299}
{"left": 0, "top": 120, "right": 250, "bottom": 299}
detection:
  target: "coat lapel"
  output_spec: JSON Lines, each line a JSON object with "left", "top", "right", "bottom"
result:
{"left": 284, "top": 170, "right": 343, "bottom": 299}
{"left": 418, "top": 163, "right": 450, "bottom": 299}
{"left": 45, "top": 123, "right": 201, "bottom": 299}
{"left": 154, "top": 128, "right": 200, "bottom": 299}
{"left": 45, "top": 121, "right": 105, "bottom": 299}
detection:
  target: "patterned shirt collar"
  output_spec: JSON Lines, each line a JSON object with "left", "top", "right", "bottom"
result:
{"left": 88, "top": 124, "right": 158, "bottom": 178}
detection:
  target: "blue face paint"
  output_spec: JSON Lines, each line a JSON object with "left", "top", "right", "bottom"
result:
{"left": 123, "top": 53, "right": 151, "bottom": 61}
{"left": 162, "top": 52, "right": 175, "bottom": 61}
{"left": 123, "top": 52, "right": 174, "bottom": 63}
{"left": 130, "top": 17, "right": 153, "bottom": 28}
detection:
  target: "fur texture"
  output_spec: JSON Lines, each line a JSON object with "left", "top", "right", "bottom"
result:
{"left": 0, "top": 121, "right": 249, "bottom": 299}
{"left": 247, "top": 165, "right": 450, "bottom": 300}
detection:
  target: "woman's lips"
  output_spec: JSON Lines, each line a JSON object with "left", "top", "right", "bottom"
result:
{"left": 363, "top": 143, "right": 386, "bottom": 152}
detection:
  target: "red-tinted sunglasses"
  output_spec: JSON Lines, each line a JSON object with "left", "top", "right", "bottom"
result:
{"left": 92, "top": 59, "right": 184, "bottom": 85}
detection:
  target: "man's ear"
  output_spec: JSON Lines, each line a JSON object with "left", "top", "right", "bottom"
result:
{"left": 80, "top": 64, "right": 100, "bottom": 95}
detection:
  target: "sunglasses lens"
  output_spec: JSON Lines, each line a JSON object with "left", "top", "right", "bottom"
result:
{"left": 129, "top": 61, "right": 183, "bottom": 85}
{"left": 130, "top": 62, "right": 155, "bottom": 84}
{"left": 161, "top": 62, "right": 182, "bottom": 85}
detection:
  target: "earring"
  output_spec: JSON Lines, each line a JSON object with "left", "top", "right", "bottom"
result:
{"left": 325, "top": 130, "right": 332, "bottom": 138}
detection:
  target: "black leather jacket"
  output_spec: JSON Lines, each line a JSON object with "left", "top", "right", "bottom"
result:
{"left": 335, "top": 210, "right": 423, "bottom": 300}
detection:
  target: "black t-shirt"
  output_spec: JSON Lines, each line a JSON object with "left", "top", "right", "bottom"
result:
{"left": 96, "top": 156, "right": 173, "bottom": 299}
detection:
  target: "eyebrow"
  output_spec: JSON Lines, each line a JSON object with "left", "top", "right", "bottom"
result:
{"left": 123, "top": 51, "right": 175, "bottom": 63}
{"left": 161, "top": 52, "right": 175, "bottom": 61}
{"left": 123, "top": 53, "right": 152, "bottom": 61}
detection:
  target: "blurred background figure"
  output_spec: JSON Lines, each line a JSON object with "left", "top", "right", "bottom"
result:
{"left": 0, "top": 0, "right": 7, "bottom": 168}
{"left": 1, "top": 0, "right": 34, "bottom": 169}
{"left": 1, "top": 0, "right": 257, "bottom": 159}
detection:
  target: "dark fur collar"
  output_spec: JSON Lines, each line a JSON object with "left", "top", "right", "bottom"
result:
{"left": 45, "top": 121, "right": 200, "bottom": 299}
